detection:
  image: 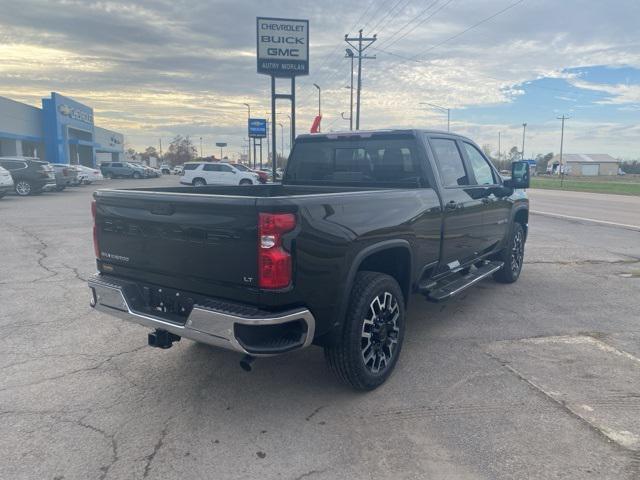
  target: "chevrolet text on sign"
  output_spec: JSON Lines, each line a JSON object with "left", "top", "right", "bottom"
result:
{"left": 257, "top": 17, "right": 309, "bottom": 77}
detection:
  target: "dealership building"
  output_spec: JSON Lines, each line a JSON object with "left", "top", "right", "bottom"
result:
{"left": 0, "top": 92, "right": 124, "bottom": 166}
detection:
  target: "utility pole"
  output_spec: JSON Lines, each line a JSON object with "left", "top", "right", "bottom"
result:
{"left": 498, "top": 132, "right": 501, "bottom": 162}
{"left": 158, "top": 138, "right": 162, "bottom": 159}
{"left": 345, "top": 48, "right": 355, "bottom": 130}
{"left": 200, "top": 137, "right": 203, "bottom": 158}
{"left": 557, "top": 115, "right": 570, "bottom": 187}
{"left": 345, "top": 30, "right": 377, "bottom": 130}
{"left": 521, "top": 123, "right": 527, "bottom": 160}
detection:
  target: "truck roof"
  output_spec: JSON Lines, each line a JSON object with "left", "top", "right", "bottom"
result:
{"left": 296, "top": 129, "right": 469, "bottom": 141}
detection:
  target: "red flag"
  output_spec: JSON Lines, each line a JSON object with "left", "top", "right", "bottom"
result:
{"left": 310, "top": 115, "right": 322, "bottom": 133}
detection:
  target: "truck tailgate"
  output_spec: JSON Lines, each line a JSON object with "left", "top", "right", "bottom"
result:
{"left": 94, "top": 190, "right": 258, "bottom": 289}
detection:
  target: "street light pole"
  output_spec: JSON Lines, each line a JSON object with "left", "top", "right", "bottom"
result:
{"left": 200, "top": 137, "right": 203, "bottom": 158}
{"left": 557, "top": 115, "right": 570, "bottom": 187}
{"left": 313, "top": 83, "right": 321, "bottom": 132}
{"left": 277, "top": 122, "right": 284, "bottom": 165}
{"left": 345, "top": 49, "right": 354, "bottom": 131}
{"left": 521, "top": 123, "right": 527, "bottom": 160}
{"left": 420, "top": 102, "right": 450, "bottom": 132}
{"left": 243, "top": 103, "right": 251, "bottom": 166}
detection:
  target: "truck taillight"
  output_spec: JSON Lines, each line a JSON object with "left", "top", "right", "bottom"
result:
{"left": 91, "top": 200, "right": 100, "bottom": 259}
{"left": 258, "top": 213, "right": 295, "bottom": 289}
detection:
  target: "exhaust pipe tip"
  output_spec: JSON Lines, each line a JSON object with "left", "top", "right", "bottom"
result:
{"left": 240, "top": 354, "right": 256, "bottom": 372}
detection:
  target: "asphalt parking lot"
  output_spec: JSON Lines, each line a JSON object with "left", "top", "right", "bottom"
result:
{"left": 1, "top": 177, "right": 639, "bottom": 480}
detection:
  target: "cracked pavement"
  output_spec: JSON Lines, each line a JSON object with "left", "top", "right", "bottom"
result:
{"left": 0, "top": 178, "right": 639, "bottom": 479}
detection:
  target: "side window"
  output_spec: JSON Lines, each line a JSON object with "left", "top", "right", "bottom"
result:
{"left": 2, "top": 160, "right": 24, "bottom": 170}
{"left": 463, "top": 143, "right": 496, "bottom": 185}
{"left": 183, "top": 163, "right": 199, "bottom": 171}
{"left": 203, "top": 164, "right": 220, "bottom": 172}
{"left": 112, "top": 163, "right": 122, "bottom": 167}
{"left": 430, "top": 138, "right": 469, "bottom": 187}
{"left": 219, "top": 165, "right": 233, "bottom": 172}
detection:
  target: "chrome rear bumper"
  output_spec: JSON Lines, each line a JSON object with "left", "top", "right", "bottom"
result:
{"left": 88, "top": 275, "right": 315, "bottom": 356}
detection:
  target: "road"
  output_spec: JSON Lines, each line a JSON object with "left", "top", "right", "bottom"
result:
{"left": 1, "top": 180, "right": 639, "bottom": 479}
{"left": 529, "top": 188, "right": 640, "bottom": 230}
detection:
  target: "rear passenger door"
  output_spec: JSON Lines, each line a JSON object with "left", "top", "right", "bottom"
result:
{"left": 202, "top": 164, "right": 223, "bottom": 184}
{"left": 428, "top": 137, "right": 487, "bottom": 272}
{"left": 460, "top": 142, "right": 510, "bottom": 251}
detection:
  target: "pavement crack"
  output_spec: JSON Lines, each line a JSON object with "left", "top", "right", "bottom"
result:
{"left": 305, "top": 406, "right": 324, "bottom": 422}
{"left": 0, "top": 344, "right": 147, "bottom": 392}
{"left": 292, "top": 469, "right": 326, "bottom": 480}
{"left": 62, "top": 263, "right": 89, "bottom": 283}
{"left": 14, "top": 225, "right": 60, "bottom": 282}
{"left": 59, "top": 418, "right": 118, "bottom": 480}
{"left": 143, "top": 418, "right": 172, "bottom": 478}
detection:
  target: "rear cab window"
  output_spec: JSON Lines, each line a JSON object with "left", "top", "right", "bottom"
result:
{"left": 284, "top": 134, "right": 427, "bottom": 187}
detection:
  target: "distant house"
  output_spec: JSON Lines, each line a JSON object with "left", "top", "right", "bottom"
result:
{"left": 547, "top": 154, "right": 619, "bottom": 176}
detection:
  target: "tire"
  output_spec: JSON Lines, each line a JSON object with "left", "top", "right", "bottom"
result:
{"left": 324, "top": 271, "right": 406, "bottom": 391}
{"left": 15, "top": 180, "right": 33, "bottom": 196}
{"left": 493, "top": 222, "right": 525, "bottom": 284}
{"left": 0, "top": 192, "right": 6, "bottom": 199}
{"left": 239, "top": 179, "right": 252, "bottom": 185}
{"left": 104, "top": 172, "right": 112, "bottom": 179}
{"left": 132, "top": 172, "right": 141, "bottom": 179}
{"left": 193, "top": 178, "right": 206, "bottom": 187}
{"left": 56, "top": 186, "right": 65, "bottom": 192}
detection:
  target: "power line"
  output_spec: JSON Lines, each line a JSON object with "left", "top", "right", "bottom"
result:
{"left": 370, "top": 0, "right": 527, "bottom": 76}
{"left": 377, "top": 0, "right": 451, "bottom": 51}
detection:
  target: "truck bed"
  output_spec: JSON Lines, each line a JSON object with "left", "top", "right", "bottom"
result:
{"left": 117, "top": 183, "right": 390, "bottom": 197}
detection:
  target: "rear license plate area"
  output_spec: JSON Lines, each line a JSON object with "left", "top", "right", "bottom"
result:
{"left": 134, "top": 283, "right": 195, "bottom": 324}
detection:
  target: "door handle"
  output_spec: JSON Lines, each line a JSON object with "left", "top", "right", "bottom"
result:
{"left": 445, "top": 200, "right": 458, "bottom": 210}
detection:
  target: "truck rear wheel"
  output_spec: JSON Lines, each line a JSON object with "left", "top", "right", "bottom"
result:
{"left": 493, "top": 222, "right": 525, "bottom": 284}
{"left": 324, "top": 271, "right": 405, "bottom": 391}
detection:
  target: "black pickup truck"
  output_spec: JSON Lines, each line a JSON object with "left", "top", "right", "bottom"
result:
{"left": 88, "top": 130, "right": 530, "bottom": 390}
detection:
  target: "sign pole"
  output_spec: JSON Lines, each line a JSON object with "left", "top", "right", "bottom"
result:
{"left": 259, "top": 139, "right": 263, "bottom": 169}
{"left": 271, "top": 76, "right": 277, "bottom": 179}
{"left": 252, "top": 138, "right": 256, "bottom": 169}
{"left": 291, "top": 77, "right": 296, "bottom": 151}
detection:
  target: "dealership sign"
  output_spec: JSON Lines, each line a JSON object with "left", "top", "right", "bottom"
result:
{"left": 58, "top": 104, "right": 94, "bottom": 125}
{"left": 256, "top": 17, "right": 309, "bottom": 77}
{"left": 248, "top": 118, "right": 267, "bottom": 138}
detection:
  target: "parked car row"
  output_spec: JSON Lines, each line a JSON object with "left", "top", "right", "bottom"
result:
{"left": 99, "top": 161, "right": 161, "bottom": 179}
{"left": 0, "top": 157, "right": 104, "bottom": 197}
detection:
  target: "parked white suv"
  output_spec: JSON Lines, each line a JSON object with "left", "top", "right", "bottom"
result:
{"left": 0, "top": 165, "right": 14, "bottom": 198}
{"left": 180, "top": 162, "right": 259, "bottom": 186}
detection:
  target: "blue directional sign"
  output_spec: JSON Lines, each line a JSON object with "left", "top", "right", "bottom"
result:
{"left": 248, "top": 118, "right": 267, "bottom": 138}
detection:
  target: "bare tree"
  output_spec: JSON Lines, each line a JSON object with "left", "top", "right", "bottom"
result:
{"left": 164, "top": 135, "right": 197, "bottom": 166}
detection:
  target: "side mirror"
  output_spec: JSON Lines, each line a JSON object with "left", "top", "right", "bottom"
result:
{"left": 505, "top": 161, "right": 530, "bottom": 189}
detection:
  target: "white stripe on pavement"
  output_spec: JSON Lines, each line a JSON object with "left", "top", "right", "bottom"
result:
{"left": 531, "top": 210, "right": 640, "bottom": 231}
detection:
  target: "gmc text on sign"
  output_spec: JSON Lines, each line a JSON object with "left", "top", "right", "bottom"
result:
{"left": 257, "top": 17, "right": 309, "bottom": 77}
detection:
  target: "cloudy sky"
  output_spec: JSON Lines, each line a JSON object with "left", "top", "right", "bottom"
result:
{"left": 1, "top": 0, "right": 639, "bottom": 159}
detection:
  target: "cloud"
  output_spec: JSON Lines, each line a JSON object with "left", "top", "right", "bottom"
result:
{"left": 568, "top": 79, "right": 640, "bottom": 105}
{"left": 0, "top": 0, "right": 638, "bottom": 157}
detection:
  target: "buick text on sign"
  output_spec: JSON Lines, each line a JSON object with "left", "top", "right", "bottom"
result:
{"left": 257, "top": 17, "right": 309, "bottom": 77}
